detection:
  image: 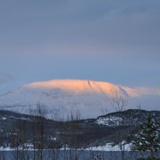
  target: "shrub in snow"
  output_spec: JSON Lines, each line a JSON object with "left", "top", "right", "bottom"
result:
{"left": 93, "top": 154, "right": 103, "bottom": 160}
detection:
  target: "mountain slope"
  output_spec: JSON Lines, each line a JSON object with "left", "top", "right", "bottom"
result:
{"left": 0, "top": 79, "right": 159, "bottom": 119}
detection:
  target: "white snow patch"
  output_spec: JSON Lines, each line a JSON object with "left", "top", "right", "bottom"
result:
{"left": 0, "top": 147, "right": 14, "bottom": 151}
{"left": 96, "top": 116, "right": 123, "bottom": 126}
{"left": 1, "top": 117, "right": 7, "bottom": 120}
{"left": 87, "top": 142, "right": 132, "bottom": 151}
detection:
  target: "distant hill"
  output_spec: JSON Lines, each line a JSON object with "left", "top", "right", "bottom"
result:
{"left": 96, "top": 109, "right": 160, "bottom": 126}
{"left": 0, "top": 109, "right": 160, "bottom": 149}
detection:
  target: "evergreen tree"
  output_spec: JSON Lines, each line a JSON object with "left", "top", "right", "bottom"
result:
{"left": 132, "top": 114, "right": 160, "bottom": 159}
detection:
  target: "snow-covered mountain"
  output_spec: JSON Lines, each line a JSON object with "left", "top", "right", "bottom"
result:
{"left": 0, "top": 79, "right": 160, "bottom": 120}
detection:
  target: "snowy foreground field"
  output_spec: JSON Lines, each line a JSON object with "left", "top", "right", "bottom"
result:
{"left": 0, "top": 142, "right": 131, "bottom": 152}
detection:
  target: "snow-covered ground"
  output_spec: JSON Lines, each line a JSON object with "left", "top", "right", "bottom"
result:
{"left": 96, "top": 116, "right": 123, "bottom": 126}
{"left": 0, "top": 142, "right": 132, "bottom": 151}
{"left": 86, "top": 142, "right": 132, "bottom": 151}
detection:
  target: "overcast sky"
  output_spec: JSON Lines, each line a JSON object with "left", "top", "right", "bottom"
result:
{"left": 0, "top": 0, "right": 160, "bottom": 92}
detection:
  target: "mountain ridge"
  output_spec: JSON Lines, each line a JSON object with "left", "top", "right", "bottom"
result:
{"left": 0, "top": 79, "right": 160, "bottom": 119}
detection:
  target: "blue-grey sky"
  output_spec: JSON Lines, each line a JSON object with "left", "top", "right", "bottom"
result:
{"left": 0, "top": 0, "right": 160, "bottom": 92}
